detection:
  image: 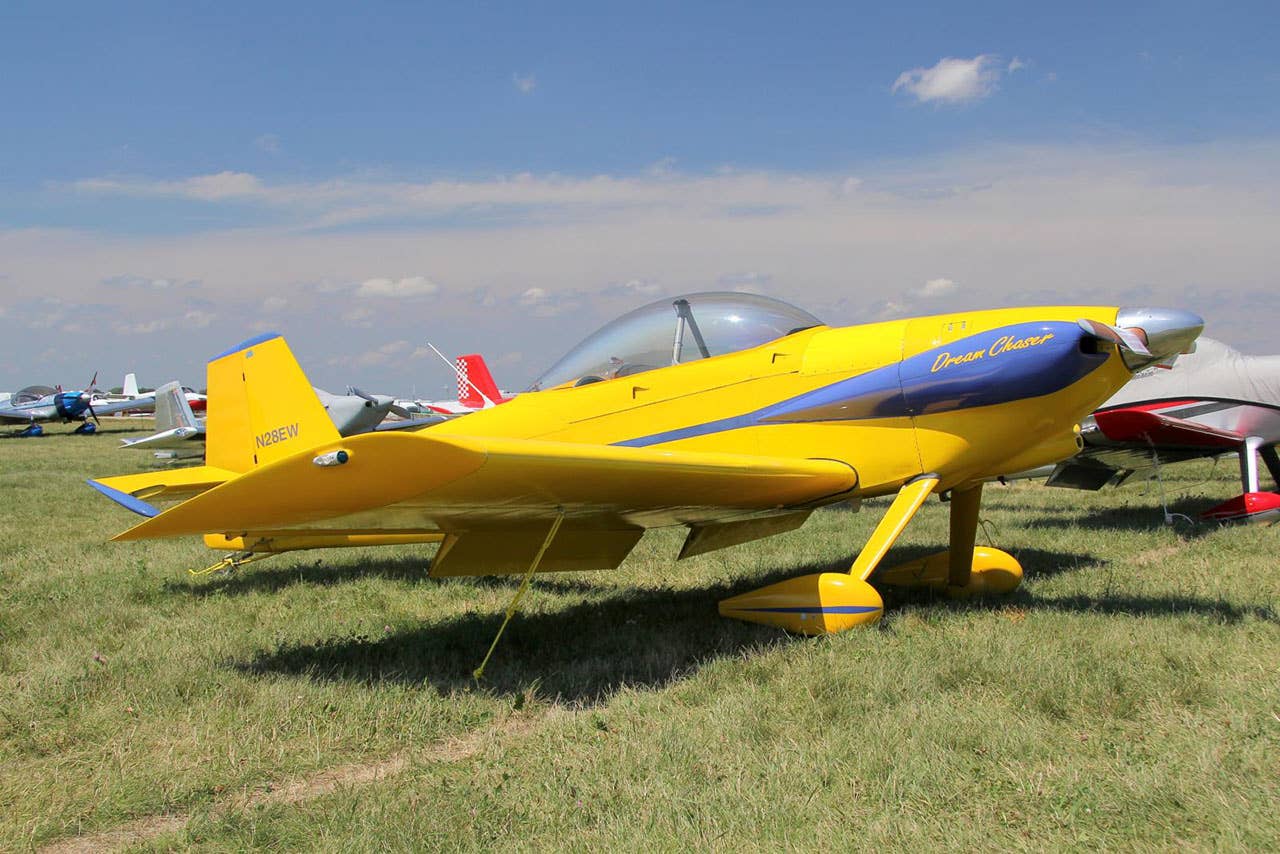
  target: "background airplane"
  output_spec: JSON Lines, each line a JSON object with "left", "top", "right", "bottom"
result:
{"left": 1039, "top": 337, "right": 1280, "bottom": 523}
{"left": 398, "top": 351, "right": 510, "bottom": 416}
{"left": 123, "top": 381, "right": 446, "bottom": 456}
{"left": 0, "top": 375, "right": 146, "bottom": 435}
{"left": 91, "top": 373, "right": 207, "bottom": 414}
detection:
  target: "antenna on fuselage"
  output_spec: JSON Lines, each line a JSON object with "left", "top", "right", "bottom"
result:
{"left": 424, "top": 342, "right": 497, "bottom": 408}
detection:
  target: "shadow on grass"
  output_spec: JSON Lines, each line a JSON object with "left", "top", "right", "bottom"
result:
{"left": 1027, "top": 496, "right": 1219, "bottom": 535}
{"left": 164, "top": 556, "right": 611, "bottom": 598}
{"left": 233, "top": 535, "right": 1278, "bottom": 702}
{"left": 234, "top": 571, "right": 798, "bottom": 703}
{"left": 1015, "top": 592, "right": 1278, "bottom": 624}
{"left": 0, "top": 425, "right": 146, "bottom": 440}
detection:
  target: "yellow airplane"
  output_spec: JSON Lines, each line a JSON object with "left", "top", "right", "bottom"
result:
{"left": 89, "top": 294, "right": 1202, "bottom": 635}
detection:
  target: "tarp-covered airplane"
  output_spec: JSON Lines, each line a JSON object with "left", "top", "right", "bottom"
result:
{"left": 89, "top": 293, "right": 1202, "bottom": 634}
{"left": 1041, "top": 337, "right": 1280, "bottom": 523}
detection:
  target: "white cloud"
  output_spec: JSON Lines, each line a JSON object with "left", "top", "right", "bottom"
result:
{"left": 182, "top": 310, "right": 215, "bottom": 328}
{"left": 342, "top": 340, "right": 415, "bottom": 369}
{"left": 717, "top": 271, "right": 773, "bottom": 293}
{"left": 102, "top": 274, "right": 199, "bottom": 290}
{"left": 512, "top": 73, "right": 536, "bottom": 94}
{"left": 892, "top": 55, "right": 1001, "bottom": 104}
{"left": 255, "top": 134, "right": 281, "bottom": 154}
{"left": 601, "top": 278, "right": 663, "bottom": 298}
{"left": 262, "top": 296, "right": 287, "bottom": 312}
{"left": 11, "top": 141, "right": 1280, "bottom": 388}
{"left": 354, "top": 276, "right": 439, "bottom": 299}
{"left": 517, "top": 286, "right": 582, "bottom": 316}
{"left": 342, "top": 305, "right": 375, "bottom": 327}
{"left": 1007, "top": 57, "right": 1027, "bottom": 74}
{"left": 919, "top": 277, "right": 957, "bottom": 297}
{"left": 77, "top": 171, "right": 263, "bottom": 201}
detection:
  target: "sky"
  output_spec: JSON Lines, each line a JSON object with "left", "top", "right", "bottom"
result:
{"left": 2, "top": 1, "right": 1278, "bottom": 395}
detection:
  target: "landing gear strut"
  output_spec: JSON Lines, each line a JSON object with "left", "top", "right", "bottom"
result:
{"left": 719, "top": 478, "right": 1023, "bottom": 635}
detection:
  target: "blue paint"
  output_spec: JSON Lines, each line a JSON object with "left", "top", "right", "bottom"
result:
{"left": 87, "top": 479, "right": 159, "bottom": 518}
{"left": 742, "top": 605, "right": 882, "bottom": 614}
{"left": 209, "top": 331, "right": 280, "bottom": 362}
{"left": 53, "top": 391, "right": 87, "bottom": 419}
{"left": 615, "top": 321, "right": 1107, "bottom": 448}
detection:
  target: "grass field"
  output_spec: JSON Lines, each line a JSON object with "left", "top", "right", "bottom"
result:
{"left": 1, "top": 421, "right": 1277, "bottom": 851}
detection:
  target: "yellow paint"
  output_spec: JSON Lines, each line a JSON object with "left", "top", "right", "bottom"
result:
{"left": 95, "top": 302, "right": 1168, "bottom": 635}
{"left": 719, "top": 573, "right": 883, "bottom": 634}
{"left": 872, "top": 546, "right": 1023, "bottom": 595}
{"left": 849, "top": 475, "right": 939, "bottom": 581}
{"left": 204, "top": 531, "right": 445, "bottom": 552}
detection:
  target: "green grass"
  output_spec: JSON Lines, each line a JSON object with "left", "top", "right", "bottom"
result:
{"left": 1, "top": 422, "right": 1276, "bottom": 850}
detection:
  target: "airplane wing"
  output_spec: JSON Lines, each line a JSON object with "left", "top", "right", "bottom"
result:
{"left": 1045, "top": 406, "right": 1245, "bottom": 490}
{"left": 0, "top": 407, "right": 38, "bottom": 423}
{"left": 372, "top": 415, "right": 449, "bottom": 432}
{"left": 96, "top": 431, "right": 859, "bottom": 573}
{"left": 1091, "top": 408, "right": 1244, "bottom": 449}
{"left": 89, "top": 396, "right": 157, "bottom": 418}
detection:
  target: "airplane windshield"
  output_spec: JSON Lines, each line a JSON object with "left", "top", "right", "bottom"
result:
{"left": 529, "top": 292, "right": 823, "bottom": 391}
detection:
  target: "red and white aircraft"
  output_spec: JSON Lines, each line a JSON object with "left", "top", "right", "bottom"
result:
{"left": 1044, "top": 337, "right": 1280, "bottom": 523}
{"left": 401, "top": 352, "right": 511, "bottom": 416}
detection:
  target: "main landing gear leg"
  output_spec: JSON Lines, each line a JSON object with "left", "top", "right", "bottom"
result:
{"left": 874, "top": 482, "right": 1023, "bottom": 597}
{"left": 718, "top": 474, "right": 939, "bottom": 635}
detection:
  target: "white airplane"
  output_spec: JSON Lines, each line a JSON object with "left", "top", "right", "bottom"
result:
{"left": 91, "top": 373, "right": 207, "bottom": 414}
{"left": 1039, "top": 337, "right": 1280, "bottom": 523}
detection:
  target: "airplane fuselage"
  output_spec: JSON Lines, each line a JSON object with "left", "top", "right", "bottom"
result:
{"left": 425, "top": 306, "right": 1131, "bottom": 500}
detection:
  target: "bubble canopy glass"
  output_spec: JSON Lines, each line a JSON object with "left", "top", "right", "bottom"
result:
{"left": 529, "top": 292, "right": 824, "bottom": 391}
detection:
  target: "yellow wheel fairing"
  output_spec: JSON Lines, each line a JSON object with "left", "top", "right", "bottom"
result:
{"left": 719, "top": 573, "right": 884, "bottom": 635}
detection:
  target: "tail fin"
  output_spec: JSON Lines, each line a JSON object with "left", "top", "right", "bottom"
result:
{"left": 456, "top": 354, "right": 502, "bottom": 409}
{"left": 152, "top": 380, "right": 197, "bottom": 432}
{"left": 205, "top": 333, "right": 340, "bottom": 472}
{"left": 123, "top": 372, "right": 140, "bottom": 398}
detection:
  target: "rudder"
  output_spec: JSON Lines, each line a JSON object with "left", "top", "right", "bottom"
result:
{"left": 456, "top": 354, "right": 502, "bottom": 408}
{"left": 206, "top": 333, "right": 340, "bottom": 472}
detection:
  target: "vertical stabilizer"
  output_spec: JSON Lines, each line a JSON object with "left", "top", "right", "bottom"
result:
{"left": 152, "top": 380, "right": 197, "bottom": 432}
{"left": 205, "top": 333, "right": 340, "bottom": 472}
{"left": 123, "top": 373, "right": 140, "bottom": 398}
{"left": 456, "top": 354, "right": 501, "bottom": 408}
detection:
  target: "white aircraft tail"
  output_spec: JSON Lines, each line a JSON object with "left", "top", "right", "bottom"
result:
{"left": 123, "top": 373, "right": 140, "bottom": 398}
{"left": 153, "top": 380, "right": 197, "bottom": 432}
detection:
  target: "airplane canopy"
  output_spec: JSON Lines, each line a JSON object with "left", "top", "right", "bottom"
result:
{"left": 529, "top": 292, "right": 823, "bottom": 391}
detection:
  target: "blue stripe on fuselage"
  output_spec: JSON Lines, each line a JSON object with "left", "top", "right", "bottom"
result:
{"left": 614, "top": 321, "right": 1107, "bottom": 448}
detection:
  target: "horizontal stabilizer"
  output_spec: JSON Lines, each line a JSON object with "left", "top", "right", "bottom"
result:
{"left": 90, "top": 465, "right": 237, "bottom": 509}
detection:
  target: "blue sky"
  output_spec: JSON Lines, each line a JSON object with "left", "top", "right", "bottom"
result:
{"left": 2, "top": 1, "right": 1278, "bottom": 392}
